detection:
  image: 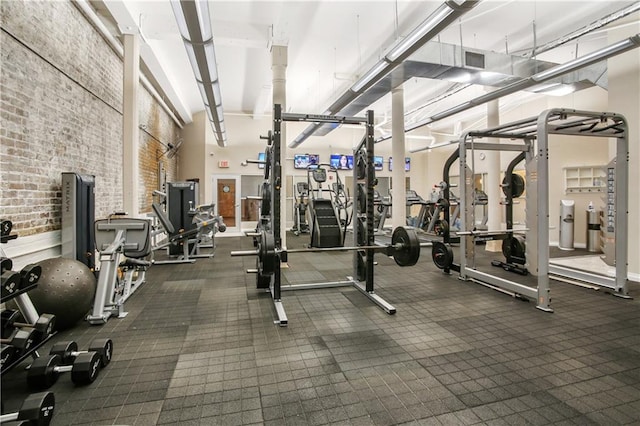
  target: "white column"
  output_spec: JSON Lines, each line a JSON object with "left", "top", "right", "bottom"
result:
{"left": 485, "top": 97, "right": 501, "bottom": 251}
{"left": 122, "top": 33, "right": 139, "bottom": 216}
{"left": 391, "top": 87, "right": 406, "bottom": 230}
{"left": 272, "top": 45, "right": 287, "bottom": 248}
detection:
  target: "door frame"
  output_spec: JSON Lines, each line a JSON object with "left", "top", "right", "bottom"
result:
{"left": 212, "top": 174, "right": 241, "bottom": 233}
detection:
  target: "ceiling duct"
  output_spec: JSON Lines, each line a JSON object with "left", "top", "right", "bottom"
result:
{"left": 375, "top": 33, "right": 640, "bottom": 142}
{"left": 288, "top": 0, "right": 480, "bottom": 148}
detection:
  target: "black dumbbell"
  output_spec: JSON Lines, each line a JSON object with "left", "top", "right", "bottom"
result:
{"left": 19, "top": 264, "right": 42, "bottom": 287}
{"left": 50, "top": 338, "right": 113, "bottom": 368}
{"left": 0, "top": 391, "right": 55, "bottom": 426}
{"left": 1, "top": 270, "right": 22, "bottom": 300}
{"left": 1, "top": 257, "right": 12, "bottom": 273}
{"left": 0, "top": 328, "right": 38, "bottom": 354}
{"left": 1, "top": 312, "right": 55, "bottom": 341}
{"left": 0, "top": 219, "right": 12, "bottom": 237}
{"left": 27, "top": 352, "right": 102, "bottom": 390}
{"left": 1, "top": 344, "right": 18, "bottom": 369}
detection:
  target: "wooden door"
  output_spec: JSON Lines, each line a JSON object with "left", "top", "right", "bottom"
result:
{"left": 217, "top": 179, "right": 236, "bottom": 227}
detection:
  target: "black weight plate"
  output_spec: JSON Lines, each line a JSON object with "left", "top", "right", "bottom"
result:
{"left": 432, "top": 241, "right": 454, "bottom": 270}
{"left": 0, "top": 257, "right": 12, "bottom": 273}
{"left": 502, "top": 173, "right": 525, "bottom": 198}
{"left": 264, "top": 146, "right": 272, "bottom": 180}
{"left": 357, "top": 218, "right": 367, "bottom": 246}
{"left": 357, "top": 184, "right": 367, "bottom": 214}
{"left": 502, "top": 235, "right": 526, "bottom": 259}
{"left": 260, "top": 182, "right": 271, "bottom": 217}
{"left": 258, "top": 231, "right": 276, "bottom": 276}
{"left": 20, "top": 264, "right": 42, "bottom": 286}
{"left": 18, "top": 391, "right": 55, "bottom": 425}
{"left": 356, "top": 154, "right": 366, "bottom": 180}
{"left": 433, "top": 219, "right": 449, "bottom": 237}
{"left": 391, "top": 226, "right": 420, "bottom": 267}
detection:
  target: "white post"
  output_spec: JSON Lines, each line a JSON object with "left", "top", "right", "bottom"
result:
{"left": 122, "top": 33, "right": 139, "bottom": 216}
{"left": 485, "top": 97, "right": 501, "bottom": 251}
{"left": 391, "top": 87, "right": 406, "bottom": 230}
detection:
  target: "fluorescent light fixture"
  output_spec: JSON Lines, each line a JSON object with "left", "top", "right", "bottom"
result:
{"left": 533, "top": 36, "right": 639, "bottom": 81}
{"left": 351, "top": 59, "right": 390, "bottom": 92}
{"left": 386, "top": 5, "right": 453, "bottom": 62}
{"left": 171, "top": 0, "right": 227, "bottom": 146}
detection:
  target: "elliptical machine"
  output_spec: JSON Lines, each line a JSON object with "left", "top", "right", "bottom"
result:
{"left": 292, "top": 182, "right": 310, "bottom": 236}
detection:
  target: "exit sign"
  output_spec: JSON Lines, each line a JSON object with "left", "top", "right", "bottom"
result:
{"left": 218, "top": 160, "right": 229, "bottom": 168}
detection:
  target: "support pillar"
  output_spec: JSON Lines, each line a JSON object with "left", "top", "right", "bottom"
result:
{"left": 123, "top": 33, "right": 140, "bottom": 216}
{"left": 485, "top": 97, "right": 501, "bottom": 251}
{"left": 391, "top": 87, "right": 406, "bottom": 230}
{"left": 272, "top": 45, "right": 287, "bottom": 248}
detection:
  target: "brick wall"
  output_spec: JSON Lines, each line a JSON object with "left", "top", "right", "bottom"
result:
{"left": 0, "top": 1, "right": 179, "bottom": 237}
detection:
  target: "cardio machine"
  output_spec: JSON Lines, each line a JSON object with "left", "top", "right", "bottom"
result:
{"left": 306, "top": 165, "right": 344, "bottom": 248}
{"left": 292, "top": 182, "right": 310, "bottom": 236}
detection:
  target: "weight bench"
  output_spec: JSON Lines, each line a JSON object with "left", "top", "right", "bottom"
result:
{"left": 151, "top": 203, "right": 224, "bottom": 264}
{"left": 87, "top": 218, "right": 151, "bottom": 325}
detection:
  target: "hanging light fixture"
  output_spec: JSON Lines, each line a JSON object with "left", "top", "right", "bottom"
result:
{"left": 171, "top": 0, "right": 227, "bottom": 147}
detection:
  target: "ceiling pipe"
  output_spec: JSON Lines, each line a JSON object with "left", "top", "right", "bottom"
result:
{"left": 288, "top": 0, "right": 480, "bottom": 148}
{"left": 377, "top": 33, "right": 640, "bottom": 142}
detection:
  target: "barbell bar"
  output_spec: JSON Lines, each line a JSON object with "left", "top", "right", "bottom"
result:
{"left": 231, "top": 226, "right": 428, "bottom": 268}
{"left": 454, "top": 228, "right": 528, "bottom": 236}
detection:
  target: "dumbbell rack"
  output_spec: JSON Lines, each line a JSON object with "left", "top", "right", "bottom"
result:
{"left": 1, "top": 220, "right": 56, "bottom": 376}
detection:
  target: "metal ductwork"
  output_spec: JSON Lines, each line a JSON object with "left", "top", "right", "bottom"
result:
{"left": 313, "top": 41, "right": 607, "bottom": 138}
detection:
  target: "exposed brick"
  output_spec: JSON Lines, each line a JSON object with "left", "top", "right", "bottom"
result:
{"left": 0, "top": 1, "right": 179, "bottom": 236}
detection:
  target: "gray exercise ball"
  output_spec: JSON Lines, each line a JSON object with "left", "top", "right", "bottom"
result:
{"left": 28, "top": 257, "right": 96, "bottom": 330}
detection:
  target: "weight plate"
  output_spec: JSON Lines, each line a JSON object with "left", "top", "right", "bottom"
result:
{"left": 27, "top": 355, "right": 61, "bottom": 390}
{"left": 88, "top": 338, "right": 113, "bottom": 368}
{"left": 391, "top": 226, "right": 420, "bottom": 267}
{"left": 433, "top": 219, "right": 449, "bottom": 237}
{"left": 357, "top": 184, "right": 367, "bottom": 214}
{"left": 260, "top": 182, "right": 271, "bottom": 217}
{"left": 357, "top": 218, "right": 367, "bottom": 246}
{"left": 71, "top": 352, "right": 101, "bottom": 385}
{"left": 356, "top": 154, "right": 366, "bottom": 180}
{"left": 264, "top": 145, "right": 272, "bottom": 180}
{"left": 502, "top": 234, "right": 526, "bottom": 260}
{"left": 432, "top": 241, "right": 454, "bottom": 270}
{"left": 50, "top": 341, "right": 78, "bottom": 365}
{"left": 258, "top": 231, "right": 276, "bottom": 276}
{"left": 502, "top": 173, "right": 525, "bottom": 198}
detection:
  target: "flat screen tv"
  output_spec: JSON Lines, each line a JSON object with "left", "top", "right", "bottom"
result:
{"left": 293, "top": 154, "right": 320, "bottom": 169}
{"left": 258, "top": 152, "right": 265, "bottom": 169}
{"left": 374, "top": 156, "right": 383, "bottom": 171}
{"left": 388, "top": 157, "right": 411, "bottom": 172}
{"left": 330, "top": 154, "right": 353, "bottom": 170}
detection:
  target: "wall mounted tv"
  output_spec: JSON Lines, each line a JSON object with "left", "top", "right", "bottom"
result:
{"left": 388, "top": 157, "right": 411, "bottom": 172}
{"left": 257, "top": 152, "right": 266, "bottom": 169}
{"left": 329, "top": 154, "right": 353, "bottom": 170}
{"left": 374, "top": 156, "right": 384, "bottom": 171}
{"left": 293, "top": 154, "right": 320, "bottom": 169}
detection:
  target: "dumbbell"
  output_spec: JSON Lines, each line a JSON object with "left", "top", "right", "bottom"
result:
{"left": 50, "top": 338, "right": 113, "bottom": 368}
{"left": 1, "top": 344, "right": 18, "bottom": 369}
{"left": 0, "top": 219, "right": 12, "bottom": 237}
{"left": 0, "top": 391, "right": 55, "bottom": 426}
{"left": 1, "top": 270, "right": 22, "bottom": 300}
{"left": 0, "top": 328, "right": 38, "bottom": 354}
{"left": 1, "top": 256, "right": 12, "bottom": 273}
{"left": 19, "top": 263, "right": 42, "bottom": 287}
{"left": 1, "top": 311, "right": 55, "bottom": 340}
{"left": 27, "top": 352, "right": 102, "bottom": 390}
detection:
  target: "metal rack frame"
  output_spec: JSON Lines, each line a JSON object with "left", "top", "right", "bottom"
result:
{"left": 456, "top": 108, "right": 630, "bottom": 311}
{"left": 264, "top": 104, "right": 394, "bottom": 326}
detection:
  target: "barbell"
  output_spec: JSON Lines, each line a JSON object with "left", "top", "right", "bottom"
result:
{"left": 231, "top": 227, "right": 427, "bottom": 277}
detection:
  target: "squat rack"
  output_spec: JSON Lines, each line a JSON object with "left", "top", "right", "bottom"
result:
{"left": 260, "top": 104, "right": 395, "bottom": 326}
{"left": 455, "top": 108, "right": 629, "bottom": 311}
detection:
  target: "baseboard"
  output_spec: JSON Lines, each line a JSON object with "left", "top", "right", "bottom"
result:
{"left": 1, "top": 230, "right": 61, "bottom": 270}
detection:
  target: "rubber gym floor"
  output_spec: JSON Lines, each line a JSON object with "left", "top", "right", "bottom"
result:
{"left": 2, "top": 233, "right": 639, "bottom": 425}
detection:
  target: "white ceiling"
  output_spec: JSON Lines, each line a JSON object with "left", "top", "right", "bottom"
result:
{"left": 96, "top": 0, "right": 639, "bottom": 139}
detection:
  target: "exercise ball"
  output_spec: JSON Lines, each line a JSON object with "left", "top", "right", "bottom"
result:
{"left": 28, "top": 258, "right": 96, "bottom": 330}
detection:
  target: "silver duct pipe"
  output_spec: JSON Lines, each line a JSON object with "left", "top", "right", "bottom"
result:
{"left": 288, "top": 0, "right": 480, "bottom": 148}
{"left": 378, "top": 33, "right": 640, "bottom": 141}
